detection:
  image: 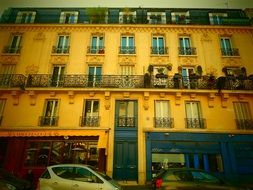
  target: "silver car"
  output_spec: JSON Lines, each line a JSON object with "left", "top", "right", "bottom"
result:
{"left": 37, "top": 164, "right": 123, "bottom": 190}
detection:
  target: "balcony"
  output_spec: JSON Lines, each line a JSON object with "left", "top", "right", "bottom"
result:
{"left": 0, "top": 74, "right": 26, "bottom": 88}
{"left": 119, "top": 46, "right": 136, "bottom": 54}
{"left": 38, "top": 116, "right": 59, "bottom": 126}
{"left": 221, "top": 48, "right": 239, "bottom": 56}
{"left": 115, "top": 116, "right": 136, "bottom": 127}
{"left": 178, "top": 47, "right": 197, "bottom": 55}
{"left": 80, "top": 116, "right": 100, "bottom": 127}
{"left": 185, "top": 118, "right": 206, "bottom": 129}
{"left": 2, "top": 46, "right": 21, "bottom": 54}
{"left": 235, "top": 119, "right": 253, "bottom": 130}
{"left": 150, "top": 47, "right": 168, "bottom": 55}
{"left": 154, "top": 117, "right": 174, "bottom": 128}
{"left": 0, "top": 116, "right": 3, "bottom": 125}
{"left": 87, "top": 46, "right": 105, "bottom": 54}
{"left": 52, "top": 46, "right": 70, "bottom": 54}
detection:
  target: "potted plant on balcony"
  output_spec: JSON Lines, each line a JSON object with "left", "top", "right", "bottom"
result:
{"left": 166, "top": 63, "right": 173, "bottom": 71}
{"left": 156, "top": 68, "right": 168, "bottom": 78}
{"left": 87, "top": 7, "right": 108, "bottom": 23}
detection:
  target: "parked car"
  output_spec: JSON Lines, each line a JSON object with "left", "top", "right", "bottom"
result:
{"left": 37, "top": 164, "right": 123, "bottom": 190}
{"left": 0, "top": 168, "right": 32, "bottom": 190}
{"left": 151, "top": 168, "right": 246, "bottom": 190}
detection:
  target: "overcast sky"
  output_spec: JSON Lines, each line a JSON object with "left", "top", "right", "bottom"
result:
{"left": 0, "top": 0, "right": 253, "bottom": 15}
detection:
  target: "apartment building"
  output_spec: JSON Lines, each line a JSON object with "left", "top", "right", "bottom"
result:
{"left": 0, "top": 7, "right": 253, "bottom": 185}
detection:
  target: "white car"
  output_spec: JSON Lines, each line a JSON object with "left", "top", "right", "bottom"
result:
{"left": 36, "top": 164, "right": 123, "bottom": 190}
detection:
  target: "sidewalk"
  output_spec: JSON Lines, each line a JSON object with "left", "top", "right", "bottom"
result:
{"left": 119, "top": 181, "right": 151, "bottom": 190}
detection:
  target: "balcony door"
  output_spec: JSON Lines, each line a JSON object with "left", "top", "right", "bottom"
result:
{"left": 179, "top": 36, "right": 191, "bottom": 55}
{"left": 152, "top": 36, "right": 165, "bottom": 54}
{"left": 182, "top": 67, "right": 194, "bottom": 88}
{"left": 185, "top": 101, "right": 203, "bottom": 128}
{"left": 42, "top": 100, "right": 59, "bottom": 126}
{"left": 82, "top": 100, "right": 99, "bottom": 127}
{"left": 51, "top": 66, "right": 65, "bottom": 87}
{"left": 121, "top": 36, "right": 134, "bottom": 54}
{"left": 57, "top": 35, "right": 70, "bottom": 53}
{"left": 9, "top": 35, "right": 22, "bottom": 53}
{"left": 88, "top": 66, "right": 102, "bottom": 87}
{"left": 0, "top": 65, "right": 16, "bottom": 87}
{"left": 91, "top": 36, "right": 104, "bottom": 53}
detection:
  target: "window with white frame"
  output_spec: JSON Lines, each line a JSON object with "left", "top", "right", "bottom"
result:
{"left": 233, "top": 102, "right": 253, "bottom": 130}
{"left": 147, "top": 12, "right": 166, "bottom": 24}
{"left": 181, "top": 67, "right": 195, "bottom": 88}
{"left": 0, "top": 64, "right": 16, "bottom": 87}
{"left": 41, "top": 99, "right": 59, "bottom": 126}
{"left": 155, "top": 100, "right": 172, "bottom": 128}
{"left": 59, "top": 11, "right": 78, "bottom": 23}
{"left": 0, "top": 99, "right": 6, "bottom": 125}
{"left": 171, "top": 12, "right": 190, "bottom": 24}
{"left": 152, "top": 36, "right": 165, "bottom": 55}
{"left": 55, "top": 35, "right": 70, "bottom": 53}
{"left": 120, "top": 66, "right": 134, "bottom": 75}
{"left": 179, "top": 36, "right": 193, "bottom": 55}
{"left": 209, "top": 13, "right": 228, "bottom": 25}
{"left": 51, "top": 65, "right": 65, "bottom": 87}
{"left": 185, "top": 101, "right": 205, "bottom": 128}
{"left": 90, "top": 35, "right": 104, "bottom": 54}
{"left": 119, "top": 11, "right": 136, "bottom": 24}
{"left": 6, "top": 34, "right": 22, "bottom": 54}
{"left": 15, "top": 11, "right": 36, "bottom": 23}
{"left": 120, "top": 35, "right": 135, "bottom": 54}
{"left": 88, "top": 66, "right": 102, "bottom": 87}
{"left": 220, "top": 37, "right": 239, "bottom": 56}
{"left": 82, "top": 100, "right": 99, "bottom": 126}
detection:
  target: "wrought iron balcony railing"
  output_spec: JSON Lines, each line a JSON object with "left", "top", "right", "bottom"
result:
{"left": 0, "top": 116, "right": 3, "bottom": 125}
{"left": 2, "top": 46, "right": 22, "bottom": 54}
{"left": 178, "top": 47, "right": 197, "bottom": 55}
{"left": 115, "top": 116, "right": 136, "bottom": 127}
{"left": 87, "top": 46, "right": 105, "bottom": 54}
{"left": 0, "top": 74, "right": 26, "bottom": 88}
{"left": 80, "top": 116, "right": 100, "bottom": 127}
{"left": 119, "top": 46, "right": 136, "bottom": 54}
{"left": 154, "top": 117, "right": 174, "bottom": 128}
{"left": 52, "top": 46, "right": 70, "bottom": 54}
{"left": 185, "top": 118, "right": 206, "bottom": 129}
{"left": 151, "top": 47, "right": 168, "bottom": 55}
{"left": 235, "top": 119, "right": 253, "bottom": 130}
{"left": 221, "top": 48, "right": 239, "bottom": 56}
{"left": 38, "top": 116, "right": 59, "bottom": 126}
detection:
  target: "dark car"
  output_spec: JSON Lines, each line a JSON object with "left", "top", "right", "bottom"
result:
{"left": 0, "top": 168, "right": 32, "bottom": 190}
{"left": 151, "top": 168, "right": 245, "bottom": 190}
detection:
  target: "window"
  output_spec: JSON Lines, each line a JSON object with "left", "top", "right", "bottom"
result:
{"left": 15, "top": 11, "right": 36, "bottom": 23}
{"left": 51, "top": 65, "right": 65, "bottom": 87}
{"left": 181, "top": 67, "right": 195, "bottom": 88}
{"left": 152, "top": 36, "right": 165, "bottom": 55}
{"left": 116, "top": 100, "right": 137, "bottom": 127}
{"left": 4, "top": 35, "right": 22, "bottom": 54}
{"left": 153, "top": 66, "right": 168, "bottom": 87}
{"left": 120, "top": 36, "right": 135, "bottom": 54}
{"left": 233, "top": 102, "right": 253, "bottom": 130}
{"left": 40, "top": 99, "right": 59, "bottom": 126}
{"left": 0, "top": 65, "right": 16, "bottom": 87}
{"left": 172, "top": 12, "right": 190, "bottom": 24}
{"left": 185, "top": 101, "right": 205, "bottom": 129}
{"left": 120, "top": 66, "right": 134, "bottom": 75}
{"left": 88, "top": 66, "right": 102, "bottom": 87}
{"left": 147, "top": 12, "right": 166, "bottom": 24}
{"left": 179, "top": 36, "right": 195, "bottom": 55}
{"left": 155, "top": 101, "right": 172, "bottom": 128}
{"left": 54, "top": 35, "right": 70, "bottom": 54}
{"left": 81, "top": 100, "right": 99, "bottom": 127}
{"left": 60, "top": 11, "right": 78, "bottom": 23}
{"left": 0, "top": 99, "right": 6, "bottom": 125}
{"left": 209, "top": 13, "right": 227, "bottom": 25}
{"left": 89, "top": 35, "right": 104, "bottom": 54}
{"left": 119, "top": 11, "right": 136, "bottom": 24}
{"left": 220, "top": 37, "right": 239, "bottom": 56}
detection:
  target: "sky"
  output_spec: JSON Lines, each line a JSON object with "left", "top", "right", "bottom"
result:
{"left": 0, "top": 0, "right": 253, "bottom": 15}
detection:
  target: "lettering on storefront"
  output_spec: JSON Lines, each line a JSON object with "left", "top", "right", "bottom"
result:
{"left": 7, "top": 131, "right": 60, "bottom": 137}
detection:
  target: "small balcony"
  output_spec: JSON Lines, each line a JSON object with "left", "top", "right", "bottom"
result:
{"left": 154, "top": 117, "right": 174, "bottom": 128}
{"left": 87, "top": 46, "right": 105, "bottom": 54}
{"left": 0, "top": 74, "right": 26, "bottom": 88}
{"left": 119, "top": 46, "right": 136, "bottom": 54}
{"left": 185, "top": 118, "right": 206, "bottom": 129}
{"left": 221, "top": 48, "right": 239, "bottom": 56}
{"left": 178, "top": 47, "right": 197, "bottom": 55}
{"left": 2, "top": 46, "right": 21, "bottom": 54}
{"left": 115, "top": 116, "right": 136, "bottom": 127}
{"left": 150, "top": 47, "right": 168, "bottom": 55}
{"left": 80, "top": 116, "right": 100, "bottom": 127}
{"left": 52, "top": 46, "right": 70, "bottom": 54}
{"left": 38, "top": 116, "right": 59, "bottom": 126}
{"left": 235, "top": 119, "right": 253, "bottom": 130}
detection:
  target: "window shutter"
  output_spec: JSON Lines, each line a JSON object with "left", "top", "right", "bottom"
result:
{"left": 74, "top": 11, "right": 79, "bottom": 23}
{"left": 59, "top": 12, "right": 65, "bottom": 23}
{"left": 15, "top": 12, "right": 22, "bottom": 23}
{"left": 30, "top": 12, "right": 36, "bottom": 23}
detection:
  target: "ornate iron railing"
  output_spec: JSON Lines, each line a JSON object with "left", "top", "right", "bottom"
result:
{"left": 0, "top": 74, "right": 26, "bottom": 88}
{"left": 221, "top": 48, "right": 239, "bottom": 56}
{"left": 235, "top": 119, "right": 253, "bottom": 130}
{"left": 116, "top": 116, "right": 136, "bottom": 127}
{"left": 0, "top": 116, "right": 3, "bottom": 125}
{"left": 2, "top": 46, "right": 22, "bottom": 54}
{"left": 87, "top": 46, "right": 105, "bottom": 54}
{"left": 52, "top": 46, "right": 70, "bottom": 54}
{"left": 154, "top": 117, "right": 174, "bottom": 128}
{"left": 119, "top": 46, "right": 136, "bottom": 54}
{"left": 151, "top": 47, "right": 168, "bottom": 55}
{"left": 185, "top": 118, "right": 206, "bottom": 129}
{"left": 178, "top": 47, "right": 197, "bottom": 55}
{"left": 80, "top": 116, "right": 100, "bottom": 127}
{"left": 38, "top": 116, "right": 59, "bottom": 126}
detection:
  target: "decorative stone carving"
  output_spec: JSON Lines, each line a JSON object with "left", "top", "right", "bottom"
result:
{"left": 143, "top": 92, "right": 149, "bottom": 110}
{"left": 175, "top": 92, "right": 182, "bottom": 105}
{"left": 33, "top": 32, "right": 46, "bottom": 41}
{"left": 68, "top": 91, "right": 75, "bottom": 104}
{"left": 221, "top": 57, "right": 241, "bottom": 67}
{"left": 178, "top": 56, "right": 197, "bottom": 65}
{"left": 50, "top": 55, "right": 69, "bottom": 64}
{"left": 221, "top": 93, "right": 229, "bottom": 108}
{"left": 86, "top": 55, "right": 105, "bottom": 64}
{"left": 0, "top": 55, "right": 20, "bottom": 64}
{"left": 208, "top": 93, "right": 215, "bottom": 108}
{"left": 104, "top": 91, "right": 110, "bottom": 110}
{"left": 28, "top": 91, "right": 37, "bottom": 106}
{"left": 201, "top": 33, "right": 212, "bottom": 42}
{"left": 118, "top": 55, "right": 136, "bottom": 65}
{"left": 25, "top": 64, "right": 39, "bottom": 75}
{"left": 150, "top": 56, "right": 170, "bottom": 65}
{"left": 11, "top": 91, "right": 19, "bottom": 105}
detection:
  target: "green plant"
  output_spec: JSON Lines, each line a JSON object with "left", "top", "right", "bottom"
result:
{"left": 87, "top": 7, "right": 108, "bottom": 23}
{"left": 167, "top": 63, "right": 173, "bottom": 71}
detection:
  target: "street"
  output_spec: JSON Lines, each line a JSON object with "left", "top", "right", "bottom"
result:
{"left": 122, "top": 185, "right": 151, "bottom": 190}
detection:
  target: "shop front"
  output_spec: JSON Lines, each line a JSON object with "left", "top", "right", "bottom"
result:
{"left": 145, "top": 132, "right": 253, "bottom": 182}
{"left": 0, "top": 129, "right": 108, "bottom": 186}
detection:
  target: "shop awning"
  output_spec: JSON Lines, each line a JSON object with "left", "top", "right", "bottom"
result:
{"left": 0, "top": 128, "right": 109, "bottom": 149}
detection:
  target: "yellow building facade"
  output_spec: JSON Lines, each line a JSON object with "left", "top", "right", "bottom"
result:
{"left": 0, "top": 7, "right": 253, "bottom": 185}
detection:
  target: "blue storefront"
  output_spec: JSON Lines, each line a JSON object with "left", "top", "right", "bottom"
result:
{"left": 146, "top": 132, "right": 253, "bottom": 183}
